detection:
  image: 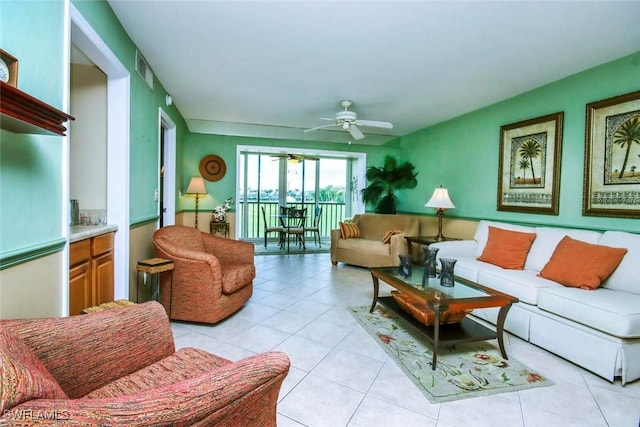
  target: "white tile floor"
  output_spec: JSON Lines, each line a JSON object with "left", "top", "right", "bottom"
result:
{"left": 170, "top": 253, "right": 640, "bottom": 427}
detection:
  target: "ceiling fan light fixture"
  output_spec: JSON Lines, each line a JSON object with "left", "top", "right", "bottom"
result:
{"left": 342, "top": 121, "right": 350, "bottom": 130}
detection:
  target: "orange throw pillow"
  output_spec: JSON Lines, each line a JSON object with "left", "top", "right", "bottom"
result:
{"left": 539, "top": 236, "right": 627, "bottom": 290}
{"left": 382, "top": 229, "right": 403, "bottom": 244}
{"left": 339, "top": 222, "right": 360, "bottom": 239}
{"left": 477, "top": 226, "right": 537, "bottom": 270}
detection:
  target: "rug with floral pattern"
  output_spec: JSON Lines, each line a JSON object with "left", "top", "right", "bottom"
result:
{"left": 348, "top": 303, "right": 553, "bottom": 403}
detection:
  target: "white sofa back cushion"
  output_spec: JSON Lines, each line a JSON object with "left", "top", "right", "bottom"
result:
{"left": 473, "top": 220, "right": 536, "bottom": 257}
{"left": 524, "top": 227, "right": 603, "bottom": 272}
{"left": 600, "top": 231, "right": 640, "bottom": 294}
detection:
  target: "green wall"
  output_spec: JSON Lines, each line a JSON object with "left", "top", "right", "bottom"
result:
{"left": 398, "top": 52, "right": 640, "bottom": 233}
{"left": 1, "top": 0, "right": 189, "bottom": 267}
{"left": 180, "top": 133, "right": 400, "bottom": 212}
{"left": 0, "top": 1, "right": 66, "bottom": 255}
{"left": 71, "top": 0, "right": 188, "bottom": 224}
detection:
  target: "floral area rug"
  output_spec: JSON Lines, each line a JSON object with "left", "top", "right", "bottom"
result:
{"left": 348, "top": 303, "right": 553, "bottom": 403}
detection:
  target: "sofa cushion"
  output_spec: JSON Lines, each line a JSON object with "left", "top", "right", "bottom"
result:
{"left": 221, "top": 263, "right": 256, "bottom": 294}
{"left": 477, "top": 226, "right": 536, "bottom": 270}
{"left": 339, "top": 222, "right": 361, "bottom": 239}
{"left": 382, "top": 229, "right": 402, "bottom": 244}
{"left": 537, "top": 287, "right": 640, "bottom": 338}
{"left": 600, "top": 231, "right": 640, "bottom": 294}
{"left": 525, "top": 227, "right": 603, "bottom": 272}
{"left": 0, "top": 328, "right": 68, "bottom": 413}
{"left": 337, "top": 238, "right": 390, "bottom": 257}
{"left": 473, "top": 220, "right": 536, "bottom": 257}
{"left": 477, "top": 267, "right": 562, "bottom": 305}
{"left": 539, "top": 236, "right": 627, "bottom": 290}
{"left": 85, "top": 347, "right": 230, "bottom": 398}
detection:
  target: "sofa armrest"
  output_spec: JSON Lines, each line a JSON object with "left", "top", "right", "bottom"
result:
{"left": 0, "top": 352, "right": 291, "bottom": 427}
{"left": 389, "top": 232, "right": 409, "bottom": 260}
{"left": 202, "top": 232, "right": 254, "bottom": 264}
{"left": 430, "top": 240, "right": 478, "bottom": 258}
{"left": 1, "top": 302, "right": 174, "bottom": 399}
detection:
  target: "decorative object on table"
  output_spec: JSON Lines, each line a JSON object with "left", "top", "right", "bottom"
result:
{"left": 186, "top": 176, "right": 207, "bottom": 228}
{"left": 439, "top": 257, "right": 457, "bottom": 287}
{"left": 348, "top": 304, "right": 553, "bottom": 403}
{"left": 361, "top": 155, "right": 418, "bottom": 214}
{"left": 425, "top": 185, "right": 456, "bottom": 241}
{"left": 212, "top": 197, "right": 233, "bottom": 222}
{"left": 497, "top": 112, "right": 564, "bottom": 215}
{"left": 0, "top": 49, "right": 18, "bottom": 87}
{"left": 199, "top": 154, "right": 227, "bottom": 182}
{"left": 422, "top": 246, "right": 439, "bottom": 285}
{"left": 583, "top": 90, "right": 640, "bottom": 218}
{"left": 398, "top": 254, "right": 412, "bottom": 277}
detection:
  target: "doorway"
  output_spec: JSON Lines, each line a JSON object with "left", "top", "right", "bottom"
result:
{"left": 70, "top": 5, "right": 130, "bottom": 307}
{"left": 236, "top": 146, "right": 366, "bottom": 242}
{"left": 159, "top": 108, "right": 176, "bottom": 227}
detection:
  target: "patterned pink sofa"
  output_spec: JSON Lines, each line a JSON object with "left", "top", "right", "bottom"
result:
{"left": 0, "top": 301, "right": 290, "bottom": 426}
{"left": 153, "top": 225, "right": 255, "bottom": 324}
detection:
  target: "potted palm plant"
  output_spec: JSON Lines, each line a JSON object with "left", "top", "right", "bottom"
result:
{"left": 361, "top": 155, "right": 418, "bottom": 214}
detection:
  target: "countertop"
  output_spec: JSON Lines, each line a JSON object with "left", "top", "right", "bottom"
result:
{"left": 70, "top": 224, "right": 118, "bottom": 243}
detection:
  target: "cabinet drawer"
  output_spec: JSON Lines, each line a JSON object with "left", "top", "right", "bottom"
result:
{"left": 92, "top": 232, "right": 114, "bottom": 257}
{"left": 70, "top": 239, "right": 91, "bottom": 266}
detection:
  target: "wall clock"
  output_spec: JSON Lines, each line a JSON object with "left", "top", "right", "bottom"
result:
{"left": 0, "top": 49, "right": 18, "bottom": 87}
{"left": 199, "top": 154, "right": 227, "bottom": 182}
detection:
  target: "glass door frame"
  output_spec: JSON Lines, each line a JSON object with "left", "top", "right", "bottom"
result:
{"left": 236, "top": 145, "right": 366, "bottom": 239}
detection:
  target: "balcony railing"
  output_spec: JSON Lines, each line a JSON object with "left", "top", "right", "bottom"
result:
{"left": 238, "top": 201, "right": 347, "bottom": 240}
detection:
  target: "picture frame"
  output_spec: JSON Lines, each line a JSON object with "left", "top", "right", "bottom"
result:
{"left": 497, "top": 112, "right": 564, "bottom": 215}
{"left": 0, "top": 49, "right": 19, "bottom": 87}
{"left": 583, "top": 90, "right": 640, "bottom": 218}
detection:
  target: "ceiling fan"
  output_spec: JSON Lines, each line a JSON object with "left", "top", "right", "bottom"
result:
{"left": 304, "top": 100, "right": 393, "bottom": 140}
{"left": 270, "top": 153, "right": 319, "bottom": 163}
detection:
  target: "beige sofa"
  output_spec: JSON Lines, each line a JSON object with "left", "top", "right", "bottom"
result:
{"left": 331, "top": 213, "right": 419, "bottom": 267}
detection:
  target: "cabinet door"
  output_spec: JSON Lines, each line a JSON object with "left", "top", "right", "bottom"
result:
{"left": 93, "top": 251, "right": 114, "bottom": 306}
{"left": 69, "top": 261, "right": 91, "bottom": 315}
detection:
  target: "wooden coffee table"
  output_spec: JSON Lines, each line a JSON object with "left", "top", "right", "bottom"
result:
{"left": 369, "top": 266, "right": 518, "bottom": 369}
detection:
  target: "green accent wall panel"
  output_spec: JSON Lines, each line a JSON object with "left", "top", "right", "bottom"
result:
{"left": 397, "top": 52, "right": 640, "bottom": 233}
{"left": 180, "top": 133, "right": 400, "bottom": 212}
{"left": 0, "top": 1, "right": 66, "bottom": 256}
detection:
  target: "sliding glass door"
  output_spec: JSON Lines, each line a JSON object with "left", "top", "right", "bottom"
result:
{"left": 238, "top": 149, "right": 358, "bottom": 241}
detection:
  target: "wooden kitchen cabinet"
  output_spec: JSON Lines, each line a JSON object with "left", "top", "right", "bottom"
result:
{"left": 69, "top": 232, "right": 115, "bottom": 315}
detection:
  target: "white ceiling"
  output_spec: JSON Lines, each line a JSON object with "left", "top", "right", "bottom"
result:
{"left": 107, "top": 0, "right": 640, "bottom": 146}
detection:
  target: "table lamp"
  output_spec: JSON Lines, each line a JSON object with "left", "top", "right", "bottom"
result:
{"left": 425, "top": 185, "right": 455, "bottom": 241}
{"left": 186, "top": 176, "right": 207, "bottom": 228}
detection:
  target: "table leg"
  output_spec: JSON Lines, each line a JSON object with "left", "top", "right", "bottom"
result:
{"left": 432, "top": 304, "right": 441, "bottom": 370}
{"left": 369, "top": 274, "right": 379, "bottom": 313}
{"left": 496, "top": 303, "right": 513, "bottom": 359}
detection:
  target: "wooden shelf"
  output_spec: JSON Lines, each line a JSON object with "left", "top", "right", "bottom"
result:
{"left": 0, "top": 81, "right": 74, "bottom": 136}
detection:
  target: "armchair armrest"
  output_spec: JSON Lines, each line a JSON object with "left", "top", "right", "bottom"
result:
{"left": 430, "top": 240, "right": 478, "bottom": 259}
{"left": 1, "top": 352, "right": 291, "bottom": 427}
{"left": 1, "top": 302, "right": 174, "bottom": 399}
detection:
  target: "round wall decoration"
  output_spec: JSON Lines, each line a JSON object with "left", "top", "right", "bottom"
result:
{"left": 199, "top": 154, "right": 227, "bottom": 182}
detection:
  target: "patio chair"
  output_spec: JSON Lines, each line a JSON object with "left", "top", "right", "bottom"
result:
{"left": 261, "top": 206, "right": 284, "bottom": 248}
{"left": 304, "top": 206, "right": 322, "bottom": 246}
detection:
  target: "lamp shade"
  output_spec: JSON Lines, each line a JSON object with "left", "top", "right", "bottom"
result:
{"left": 186, "top": 176, "right": 207, "bottom": 194}
{"left": 425, "top": 185, "right": 455, "bottom": 209}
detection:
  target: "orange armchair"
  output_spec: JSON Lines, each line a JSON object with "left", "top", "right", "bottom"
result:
{"left": 153, "top": 225, "right": 255, "bottom": 324}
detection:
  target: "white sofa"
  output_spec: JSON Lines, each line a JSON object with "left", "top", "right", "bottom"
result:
{"left": 431, "top": 220, "right": 640, "bottom": 385}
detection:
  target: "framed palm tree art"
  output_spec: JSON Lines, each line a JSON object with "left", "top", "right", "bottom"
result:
{"left": 583, "top": 90, "right": 640, "bottom": 218}
{"left": 497, "top": 112, "right": 564, "bottom": 214}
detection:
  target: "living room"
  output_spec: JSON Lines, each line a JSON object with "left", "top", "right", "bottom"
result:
{"left": 1, "top": 1, "right": 639, "bottom": 425}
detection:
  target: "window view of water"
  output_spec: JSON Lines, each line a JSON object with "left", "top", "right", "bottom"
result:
{"left": 238, "top": 152, "right": 352, "bottom": 240}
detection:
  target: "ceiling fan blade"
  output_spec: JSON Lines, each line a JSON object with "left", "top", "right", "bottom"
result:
{"left": 304, "top": 123, "right": 338, "bottom": 133}
{"left": 355, "top": 119, "right": 393, "bottom": 129}
{"left": 348, "top": 124, "right": 365, "bottom": 140}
